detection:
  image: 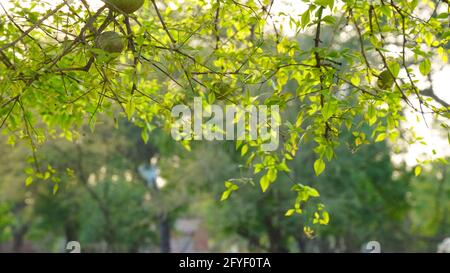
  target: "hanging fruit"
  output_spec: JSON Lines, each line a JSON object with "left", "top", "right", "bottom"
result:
{"left": 95, "top": 31, "right": 126, "bottom": 54}
{"left": 103, "top": 0, "right": 145, "bottom": 14}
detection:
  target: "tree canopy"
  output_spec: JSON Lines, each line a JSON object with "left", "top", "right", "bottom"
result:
{"left": 0, "top": 0, "right": 449, "bottom": 236}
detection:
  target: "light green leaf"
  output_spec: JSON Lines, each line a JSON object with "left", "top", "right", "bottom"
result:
{"left": 285, "top": 209, "right": 295, "bottom": 217}
{"left": 351, "top": 75, "right": 360, "bottom": 86}
{"left": 241, "top": 144, "right": 248, "bottom": 156}
{"left": 25, "top": 176, "right": 33, "bottom": 186}
{"left": 125, "top": 98, "right": 135, "bottom": 120}
{"left": 322, "top": 101, "right": 337, "bottom": 120}
{"left": 419, "top": 59, "right": 431, "bottom": 76}
{"left": 414, "top": 166, "right": 422, "bottom": 177}
{"left": 141, "top": 130, "right": 149, "bottom": 144}
{"left": 220, "top": 190, "right": 231, "bottom": 201}
{"left": 314, "top": 158, "right": 326, "bottom": 176}
{"left": 424, "top": 32, "right": 433, "bottom": 46}
{"left": 260, "top": 175, "right": 270, "bottom": 192}
{"left": 53, "top": 184, "right": 59, "bottom": 195}
{"left": 375, "top": 133, "right": 386, "bottom": 143}
{"left": 388, "top": 62, "right": 401, "bottom": 78}
{"left": 320, "top": 211, "right": 330, "bottom": 225}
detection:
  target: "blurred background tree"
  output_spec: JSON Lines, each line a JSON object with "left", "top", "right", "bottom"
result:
{"left": 0, "top": 0, "right": 449, "bottom": 253}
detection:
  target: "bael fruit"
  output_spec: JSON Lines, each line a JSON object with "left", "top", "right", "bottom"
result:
{"left": 95, "top": 31, "right": 126, "bottom": 54}
{"left": 103, "top": 0, "right": 145, "bottom": 14}
{"left": 377, "top": 69, "right": 395, "bottom": 90}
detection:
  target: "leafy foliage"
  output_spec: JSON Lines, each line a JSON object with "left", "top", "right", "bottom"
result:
{"left": 0, "top": 0, "right": 449, "bottom": 237}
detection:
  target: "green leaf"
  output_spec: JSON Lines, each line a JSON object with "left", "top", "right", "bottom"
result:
{"left": 285, "top": 209, "right": 295, "bottom": 217}
{"left": 225, "top": 181, "right": 239, "bottom": 191}
{"left": 315, "top": 0, "right": 334, "bottom": 9}
{"left": 24, "top": 167, "right": 34, "bottom": 175}
{"left": 307, "top": 186, "right": 320, "bottom": 197}
{"left": 321, "top": 101, "right": 337, "bottom": 120}
{"left": 266, "top": 168, "right": 277, "bottom": 182}
{"left": 351, "top": 75, "right": 360, "bottom": 86}
{"left": 295, "top": 112, "right": 304, "bottom": 127}
{"left": 424, "top": 32, "right": 433, "bottom": 46}
{"left": 325, "top": 146, "right": 333, "bottom": 161}
{"left": 44, "top": 171, "right": 51, "bottom": 180}
{"left": 25, "top": 176, "right": 33, "bottom": 186}
{"left": 414, "top": 166, "right": 422, "bottom": 177}
{"left": 254, "top": 164, "right": 263, "bottom": 174}
{"left": 320, "top": 211, "right": 330, "bottom": 225}
{"left": 241, "top": 144, "right": 248, "bottom": 156}
{"left": 272, "top": 110, "right": 281, "bottom": 125}
{"left": 220, "top": 190, "right": 231, "bottom": 201}
{"left": 125, "top": 98, "right": 135, "bottom": 120}
{"left": 260, "top": 174, "right": 270, "bottom": 192}
{"left": 367, "top": 103, "right": 377, "bottom": 126}
{"left": 53, "top": 184, "right": 59, "bottom": 195}
{"left": 141, "top": 130, "right": 149, "bottom": 144}
{"left": 419, "top": 59, "right": 431, "bottom": 76}
{"left": 314, "top": 158, "right": 326, "bottom": 176}
{"left": 301, "top": 9, "right": 310, "bottom": 28}
{"left": 221, "top": 181, "right": 239, "bottom": 201}
{"left": 388, "top": 62, "right": 401, "bottom": 78}
{"left": 208, "top": 92, "right": 216, "bottom": 104}
{"left": 375, "top": 133, "right": 386, "bottom": 143}
{"left": 277, "top": 161, "right": 291, "bottom": 172}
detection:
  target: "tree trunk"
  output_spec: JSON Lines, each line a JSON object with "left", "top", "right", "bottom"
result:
{"left": 12, "top": 225, "right": 29, "bottom": 252}
{"left": 265, "top": 217, "right": 288, "bottom": 253}
{"left": 159, "top": 213, "right": 171, "bottom": 253}
{"left": 64, "top": 222, "right": 79, "bottom": 242}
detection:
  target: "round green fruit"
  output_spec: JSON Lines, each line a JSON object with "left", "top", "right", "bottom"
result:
{"left": 95, "top": 31, "right": 126, "bottom": 54}
{"left": 377, "top": 69, "right": 395, "bottom": 90}
{"left": 103, "top": 0, "right": 145, "bottom": 14}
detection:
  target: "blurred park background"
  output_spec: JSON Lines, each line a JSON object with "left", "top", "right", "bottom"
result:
{"left": 0, "top": 113, "right": 449, "bottom": 253}
{"left": 1, "top": 0, "right": 450, "bottom": 253}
